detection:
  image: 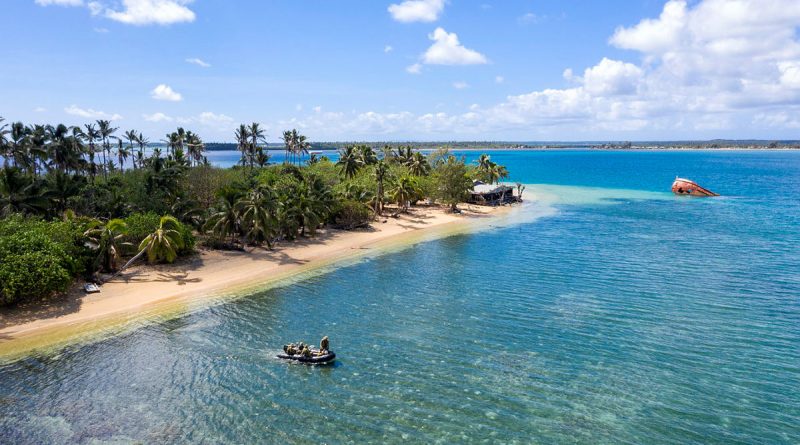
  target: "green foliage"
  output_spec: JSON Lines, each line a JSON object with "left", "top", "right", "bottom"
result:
{"left": 138, "top": 216, "right": 186, "bottom": 264}
{"left": 431, "top": 152, "right": 473, "bottom": 211}
{"left": 0, "top": 216, "right": 90, "bottom": 305}
{"left": 124, "top": 212, "right": 194, "bottom": 256}
{"left": 330, "top": 199, "right": 373, "bottom": 229}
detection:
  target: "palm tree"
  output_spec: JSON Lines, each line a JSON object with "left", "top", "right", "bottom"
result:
{"left": 373, "top": 160, "right": 388, "bottom": 216}
{"left": 185, "top": 131, "right": 204, "bottom": 166}
{"left": 282, "top": 130, "right": 294, "bottom": 164}
{"left": 0, "top": 167, "right": 46, "bottom": 216}
{"left": 27, "top": 125, "right": 49, "bottom": 175}
{"left": 97, "top": 119, "right": 118, "bottom": 178}
{"left": 123, "top": 130, "right": 138, "bottom": 169}
{"left": 84, "top": 218, "right": 130, "bottom": 272}
{"left": 46, "top": 171, "right": 86, "bottom": 214}
{"left": 237, "top": 185, "right": 279, "bottom": 248}
{"left": 248, "top": 123, "right": 266, "bottom": 167}
{"left": 236, "top": 125, "right": 251, "bottom": 167}
{"left": 116, "top": 139, "right": 130, "bottom": 172}
{"left": 10, "top": 122, "right": 28, "bottom": 170}
{"left": 138, "top": 216, "right": 185, "bottom": 263}
{"left": 358, "top": 145, "right": 378, "bottom": 166}
{"left": 136, "top": 132, "right": 149, "bottom": 167}
{"left": 337, "top": 145, "right": 361, "bottom": 178}
{"left": 205, "top": 187, "right": 242, "bottom": 244}
{"left": 83, "top": 124, "right": 101, "bottom": 181}
{"left": 46, "top": 124, "right": 72, "bottom": 174}
{"left": 0, "top": 117, "right": 9, "bottom": 168}
{"left": 391, "top": 175, "right": 418, "bottom": 213}
{"left": 293, "top": 130, "right": 310, "bottom": 165}
{"left": 408, "top": 151, "right": 430, "bottom": 176}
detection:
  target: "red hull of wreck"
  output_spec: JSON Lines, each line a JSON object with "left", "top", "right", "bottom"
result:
{"left": 672, "top": 178, "right": 719, "bottom": 197}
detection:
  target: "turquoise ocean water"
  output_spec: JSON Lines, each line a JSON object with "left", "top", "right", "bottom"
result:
{"left": 1, "top": 150, "right": 799, "bottom": 444}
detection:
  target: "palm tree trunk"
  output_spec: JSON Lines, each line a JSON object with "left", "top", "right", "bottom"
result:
{"left": 103, "top": 246, "right": 147, "bottom": 283}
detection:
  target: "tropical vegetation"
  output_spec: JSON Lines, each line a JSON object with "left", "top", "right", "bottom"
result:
{"left": 0, "top": 116, "right": 510, "bottom": 306}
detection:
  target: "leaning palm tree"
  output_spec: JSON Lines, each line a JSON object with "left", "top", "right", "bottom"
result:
{"left": 138, "top": 216, "right": 185, "bottom": 263}
{"left": 84, "top": 218, "right": 130, "bottom": 272}
{"left": 109, "top": 216, "right": 186, "bottom": 282}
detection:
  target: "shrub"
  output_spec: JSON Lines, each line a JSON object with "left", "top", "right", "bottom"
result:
{"left": 330, "top": 200, "right": 373, "bottom": 230}
{"left": 0, "top": 216, "right": 88, "bottom": 305}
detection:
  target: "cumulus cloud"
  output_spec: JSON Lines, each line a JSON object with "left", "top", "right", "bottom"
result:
{"left": 65, "top": 105, "right": 122, "bottom": 121}
{"left": 143, "top": 112, "right": 172, "bottom": 122}
{"left": 150, "top": 84, "right": 183, "bottom": 101}
{"left": 406, "top": 63, "right": 422, "bottom": 74}
{"left": 105, "top": 0, "right": 196, "bottom": 26}
{"left": 221, "top": 0, "right": 800, "bottom": 139}
{"left": 422, "top": 28, "right": 488, "bottom": 65}
{"left": 185, "top": 57, "right": 210, "bottom": 68}
{"left": 388, "top": 0, "right": 445, "bottom": 23}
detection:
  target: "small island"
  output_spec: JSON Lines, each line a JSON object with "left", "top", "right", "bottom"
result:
{"left": 0, "top": 118, "right": 519, "bottom": 358}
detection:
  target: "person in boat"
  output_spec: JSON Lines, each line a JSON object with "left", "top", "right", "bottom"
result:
{"left": 319, "top": 336, "right": 329, "bottom": 355}
{"left": 283, "top": 344, "right": 297, "bottom": 355}
{"left": 301, "top": 345, "right": 312, "bottom": 358}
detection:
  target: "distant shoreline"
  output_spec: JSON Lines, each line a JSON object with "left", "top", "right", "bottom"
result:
{"left": 202, "top": 144, "right": 800, "bottom": 152}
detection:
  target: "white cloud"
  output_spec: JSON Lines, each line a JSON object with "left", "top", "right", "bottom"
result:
{"left": 105, "top": 0, "right": 196, "bottom": 26}
{"left": 495, "top": 75, "right": 504, "bottom": 84}
{"left": 388, "top": 0, "right": 445, "bottom": 23}
{"left": 313, "top": 106, "right": 322, "bottom": 113}
{"left": 93, "top": 27, "right": 109, "bottom": 33}
{"left": 87, "top": 1, "right": 102, "bottom": 15}
{"left": 185, "top": 57, "right": 210, "bottom": 68}
{"left": 219, "top": 0, "right": 800, "bottom": 140}
{"left": 610, "top": 0, "right": 686, "bottom": 55}
{"left": 422, "top": 28, "right": 488, "bottom": 65}
{"left": 384, "top": 45, "right": 393, "bottom": 53}
{"left": 35, "top": 0, "right": 83, "bottom": 6}
{"left": 581, "top": 58, "right": 643, "bottom": 96}
{"left": 453, "top": 81, "right": 469, "bottom": 89}
{"left": 65, "top": 105, "right": 122, "bottom": 121}
{"left": 197, "top": 111, "right": 233, "bottom": 126}
{"left": 34, "top": 107, "right": 47, "bottom": 113}
{"left": 406, "top": 63, "right": 422, "bottom": 74}
{"left": 150, "top": 84, "right": 183, "bottom": 101}
{"left": 518, "top": 12, "right": 540, "bottom": 25}
{"left": 143, "top": 112, "right": 172, "bottom": 122}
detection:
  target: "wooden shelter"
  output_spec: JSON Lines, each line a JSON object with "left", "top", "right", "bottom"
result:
{"left": 468, "top": 182, "right": 518, "bottom": 206}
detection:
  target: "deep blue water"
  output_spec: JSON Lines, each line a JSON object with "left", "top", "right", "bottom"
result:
{"left": 1, "top": 150, "right": 799, "bottom": 444}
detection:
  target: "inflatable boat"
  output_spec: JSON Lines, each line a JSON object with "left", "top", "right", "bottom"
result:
{"left": 277, "top": 349, "right": 336, "bottom": 365}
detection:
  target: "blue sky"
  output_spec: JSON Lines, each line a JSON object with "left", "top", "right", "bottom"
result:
{"left": 3, "top": 0, "right": 800, "bottom": 142}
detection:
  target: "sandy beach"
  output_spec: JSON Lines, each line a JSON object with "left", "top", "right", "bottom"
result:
{"left": 0, "top": 204, "right": 507, "bottom": 361}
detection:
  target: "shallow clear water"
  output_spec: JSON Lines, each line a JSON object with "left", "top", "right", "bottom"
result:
{"left": 2, "top": 150, "right": 799, "bottom": 444}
